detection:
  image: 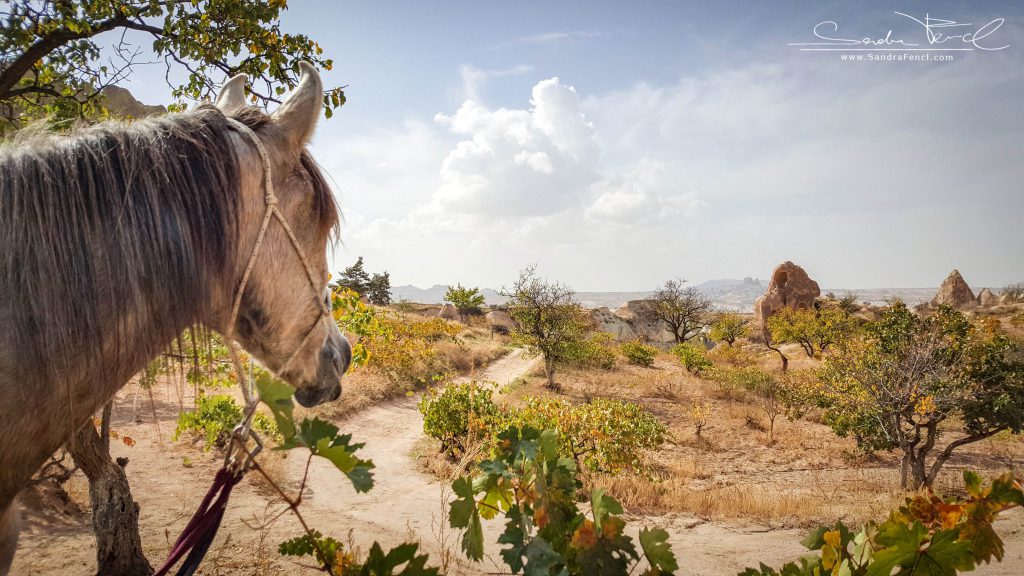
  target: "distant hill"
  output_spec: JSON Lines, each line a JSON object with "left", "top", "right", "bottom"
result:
{"left": 391, "top": 279, "right": 937, "bottom": 312}
{"left": 390, "top": 284, "right": 508, "bottom": 306}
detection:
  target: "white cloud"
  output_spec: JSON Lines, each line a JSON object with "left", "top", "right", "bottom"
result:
{"left": 492, "top": 30, "right": 609, "bottom": 50}
{"left": 431, "top": 78, "right": 601, "bottom": 216}
{"left": 322, "top": 55, "right": 1024, "bottom": 290}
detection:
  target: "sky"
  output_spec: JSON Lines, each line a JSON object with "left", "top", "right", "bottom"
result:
{"left": 117, "top": 1, "right": 1023, "bottom": 291}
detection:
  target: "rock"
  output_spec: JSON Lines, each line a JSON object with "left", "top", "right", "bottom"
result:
{"left": 754, "top": 261, "right": 821, "bottom": 323}
{"left": 485, "top": 310, "right": 516, "bottom": 334}
{"left": 590, "top": 307, "right": 636, "bottom": 341}
{"left": 977, "top": 288, "right": 1000, "bottom": 308}
{"left": 615, "top": 301, "right": 676, "bottom": 344}
{"left": 438, "top": 303, "right": 460, "bottom": 320}
{"left": 101, "top": 86, "right": 166, "bottom": 118}
{"left": 931, "top": 269, "right": 976, "bottom": 309}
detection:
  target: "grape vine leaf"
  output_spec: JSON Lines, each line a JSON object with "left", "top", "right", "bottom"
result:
{"left": 256, "top": 374, "right": 296, "bottom": 439}
{"left": 449, "top": 476, "right": 484, "bottom": 561}
{"left": 359, "top": 542, "right": 438, "bottom": 576}
{"left": 314, "top": 437, "right": 375, "bottom": 493}
{"left": 639, "top": 527, "right": 679, "bottom": 574}
{"left": 590, "top": 488, "right": 623, "bottom": 529}
{"left": 522, "top": 537, "right": 563, "bottom": 576}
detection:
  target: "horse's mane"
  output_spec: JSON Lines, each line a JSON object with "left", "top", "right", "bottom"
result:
{"left": 0, "top": 104, "right": 338, "bottom": 386}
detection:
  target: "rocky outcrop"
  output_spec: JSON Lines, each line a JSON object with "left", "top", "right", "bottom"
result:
{"left": 485, "top": 310, "right": 516, "bottom": 334}
{"left": 590, "top": 307, "right": 636, "bottom": 341}
{"left": 101, "top": 86, "right": 165, "bottom": 118}
{"left": 754, "top": 261, "right": 820, "bottom": 323}
{"left": 614, "top": 301, "right": 675, "bottom": 344}
{"left": 977, "top": 288, "right": 1000, "bottom": 308}
{"left": 931, "top": 270, "right": 976, "bottom": 309}
{"left": 437, "top": 303, "right": 460, "bottom": 320}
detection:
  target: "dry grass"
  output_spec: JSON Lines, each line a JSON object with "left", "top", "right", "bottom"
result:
{"left": 311, "top": 327, "right": 509, "bottom": 422}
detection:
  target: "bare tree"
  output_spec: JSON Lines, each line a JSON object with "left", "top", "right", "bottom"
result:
{"left": 637, "top": 279, "right": 713, "bottom": 344}
{"left": 502, "top": 266, "right": 591, "bottom": 391}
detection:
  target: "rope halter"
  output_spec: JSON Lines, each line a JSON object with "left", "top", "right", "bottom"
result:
{"left": 218, "top": 115, "right": 334, "bottom": 475}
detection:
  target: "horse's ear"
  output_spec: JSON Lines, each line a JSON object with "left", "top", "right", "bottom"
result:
{"left": 272, "top": 62, "right": 323, "bottom": 150}
{"left": 215, "top": 74, "right": 248, "bottom": 111}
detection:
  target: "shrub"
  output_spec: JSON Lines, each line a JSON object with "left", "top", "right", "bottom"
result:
{"left": 620, "top": 340, "right": 658, "bottom": 367}
{"left": 690, "top": 401, "right": 713, "bottom": 436}
{"left": 670, "top": 342, "right": 712, "bottom": 374}
{"left": 708, "top": 312, "right": 750, "bottom": 345}
{"left": 707, "top": 343, "right": 757, "bottom": 367}
{"left": 565, "top": 332, "right": 617, "bottom": 370}
{"left": 419, "top": 381, "right": 500, "bottom": 457}
{"left": 334, "top": 289, "right": 462, "bottom": 386}
{"left": 174, "top": 395, "right": 277, "bottom": 450}
{"left": 444, "top": 284, "right": 487, "bottom": 317}
{"left": 507, "top": 396, "right": 666, "bottom": 474}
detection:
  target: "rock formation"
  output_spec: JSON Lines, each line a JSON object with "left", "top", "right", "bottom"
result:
{"left": 485, "top": 310, "right": 516, "bottom": 334}
{"left": 931, "top": 270, "right": 976, "bottom": 309}
{"left": 101, "top": 86, "right": 166, "bottom": 118}
{"left": 590, "top": 307, "right": 636, "bottom": 341}
{"left": 438, "top": 303, "right": 460, "bottom": 320}
{"left": 753, "top": 261, "right": 820, "bottom": 324}
{"left": 613, "top": 301, "right": 675, "bottom": 344}
{"left": 977, "top": 288, "right": 1000, "bottom": 308}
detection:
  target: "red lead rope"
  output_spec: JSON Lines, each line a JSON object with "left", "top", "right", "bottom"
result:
{"left": 153, "top": 467, "right": 243, "bottom": 576}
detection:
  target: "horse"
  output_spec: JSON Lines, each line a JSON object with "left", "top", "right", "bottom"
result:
{"left": 0, "top": 62, "right": 351, "bottom": 573}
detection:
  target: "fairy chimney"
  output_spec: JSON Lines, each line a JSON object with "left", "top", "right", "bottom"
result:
{"left": 754, "top": 261, "right": 820, "bottom": 324}
{"left": 931, "top": 270, "right": 976, "bottom": 309}
{"left": 977, "top": 287, "right": 999, "bottom": 308}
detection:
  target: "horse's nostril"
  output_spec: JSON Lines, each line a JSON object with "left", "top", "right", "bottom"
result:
{"left": 335, "top": 343, "right": 351, "bottom": 376}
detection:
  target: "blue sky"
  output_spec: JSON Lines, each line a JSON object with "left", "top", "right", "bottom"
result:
{"left": 119, "top": 1, "right": 1024, "bottom": 291}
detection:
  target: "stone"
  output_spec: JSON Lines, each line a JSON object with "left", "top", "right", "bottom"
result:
{"left": 931, "top": 269, "right": 976, "bottom": 309}
{"left": 438, "top": 303, "right": 460, "bottom": 320}
{"left": 977, "top": 288, "right": 1000, "bottom": 308}
{"left": 485, "top": 310, "right": 516, "bottom": 334}
{"left": 754, "top": 261, "right": 821, "bottom": 324}
{"left": 590, "top": 307, "right": 636, "bottom": 341}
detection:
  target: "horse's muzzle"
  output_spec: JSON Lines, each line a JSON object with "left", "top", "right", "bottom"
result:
{"left": 293, "top": 338, "right": 350, "bottom": 408}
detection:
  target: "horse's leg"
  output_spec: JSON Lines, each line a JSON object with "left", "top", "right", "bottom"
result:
{"left": 0, "top": 498, "right": 19, "bottom": 576}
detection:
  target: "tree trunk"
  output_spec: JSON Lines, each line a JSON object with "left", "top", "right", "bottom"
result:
{"left": 544, "top": 356, "right": 559, "bottom": 391}
{"left": 67, "top": 406, "right": 153, "bottom": 576}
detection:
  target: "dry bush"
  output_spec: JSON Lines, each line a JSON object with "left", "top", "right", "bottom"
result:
{"left": 708, "top": 343, "right": 758, "bottom": 367}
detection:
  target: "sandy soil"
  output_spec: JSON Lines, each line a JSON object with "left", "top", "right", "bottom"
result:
{"left": 11, "top": 348, "right": 1024, "bottom": 575}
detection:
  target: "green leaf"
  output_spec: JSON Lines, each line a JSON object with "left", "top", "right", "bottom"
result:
{"left": 522, "top": 537, "right": 563, "bottom": 576}
{"left": 639, "top": 527, "right": 678, "bottom": 574}
{"left": 449, "top": 476, "right": 483, "bottom": 561}
{"left": 963, "top": 470, "right": 983, "bottom": 497}
{"left": 256, "top": 374, "right": 295, "bottom": 439}
{"left": 313, "top": 437, "right": 374, "bottom": 492}
{"left": 868, "top": 521, "right": 926, "bottom": 576}
{"left": 591, "top": 488, "right": 623, "bottom": 529}
{"left": 359, "top": 541, "right": 439, "bottom": 576}
{"left": 913, "top": 529, "right": 974, "bottom": 575}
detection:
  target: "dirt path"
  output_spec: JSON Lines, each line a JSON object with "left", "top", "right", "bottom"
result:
{"left": 281, "top": 347, "right": 540, "bottom": 573}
